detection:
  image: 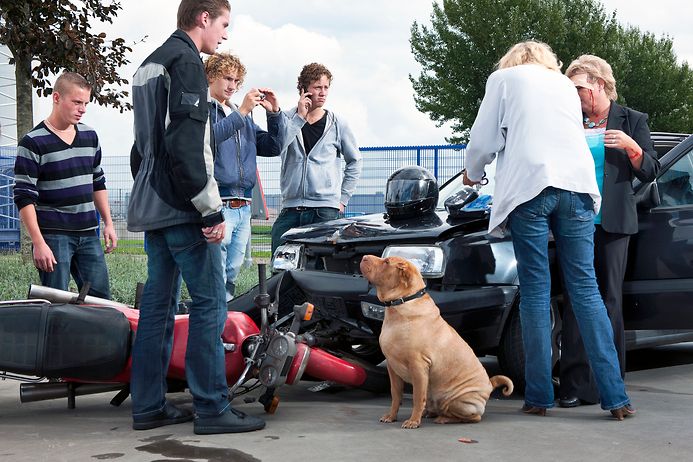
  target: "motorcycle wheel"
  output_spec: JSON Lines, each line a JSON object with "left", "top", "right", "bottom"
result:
{"left": 497, "top": 295, "right": 562, "bottom": 393}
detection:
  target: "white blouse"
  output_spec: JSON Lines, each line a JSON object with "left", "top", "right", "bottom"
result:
{"left": 465, "top": 64, "right": 601, "bottom": 236}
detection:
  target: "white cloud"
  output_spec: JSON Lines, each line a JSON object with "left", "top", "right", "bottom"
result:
{"left": 26, "top": 0, "right": 693, "bottom": 158}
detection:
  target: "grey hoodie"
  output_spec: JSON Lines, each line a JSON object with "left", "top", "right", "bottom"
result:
{"left": 279, "top": 108, "right": 362, "bottom": 209}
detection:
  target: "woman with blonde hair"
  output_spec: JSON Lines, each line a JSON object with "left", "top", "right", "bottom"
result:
{"left": 558, "top": 54, "right": 659, "bottom": 409}
{"left": 463, "top": 41, "right": 634, "bottom": 419}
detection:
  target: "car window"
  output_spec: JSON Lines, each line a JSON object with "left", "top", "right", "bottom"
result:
{"left": 657, "top": 149, "right": 693, "bottom": 207}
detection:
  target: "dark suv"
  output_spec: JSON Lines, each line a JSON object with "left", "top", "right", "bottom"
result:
{"left": 231, "top": 133, "right": 693, "bottom": 388}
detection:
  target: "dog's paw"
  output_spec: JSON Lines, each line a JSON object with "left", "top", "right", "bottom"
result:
{"left": 379, "top": 414, "right": 397, "bottom": 423}
{"left": 401, "top": 419, "right": 421, "bottom": 429}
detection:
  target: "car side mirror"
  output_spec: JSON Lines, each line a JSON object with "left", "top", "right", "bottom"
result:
{"left": 637, "top": 181, "right": 661, "bottom": 210}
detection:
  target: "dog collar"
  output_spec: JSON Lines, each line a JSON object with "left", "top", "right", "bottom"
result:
{"left": 383, "top": 288, "right": 427, "bottom": 307}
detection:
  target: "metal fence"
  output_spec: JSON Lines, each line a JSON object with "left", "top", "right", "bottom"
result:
{"left": 0, "top": 144, "right": 467, "bottom": 253}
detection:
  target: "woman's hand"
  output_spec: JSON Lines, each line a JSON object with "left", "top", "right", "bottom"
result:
{"left": 605, "top": 129, "right": 643, "bottom": 166}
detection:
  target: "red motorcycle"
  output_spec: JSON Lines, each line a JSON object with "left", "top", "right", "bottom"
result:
{"left": 0, "top": 264, "right": 386, "bottom": 412}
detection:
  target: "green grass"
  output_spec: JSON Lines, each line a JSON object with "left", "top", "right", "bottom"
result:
{"left": 0, "top": 252, "right": 270, "bottom": 306}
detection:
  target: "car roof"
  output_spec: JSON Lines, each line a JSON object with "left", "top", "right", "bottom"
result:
{"left": 651, "top": 132, "right": 691, "bottom": 158}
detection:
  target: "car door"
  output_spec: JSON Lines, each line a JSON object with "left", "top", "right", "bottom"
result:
{"left": 625, "top": 139, "right": 693, "bottom": 328}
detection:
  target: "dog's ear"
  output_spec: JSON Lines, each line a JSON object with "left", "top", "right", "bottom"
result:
{"left": 396, "top": 261, "right": 411, "bottom": 289}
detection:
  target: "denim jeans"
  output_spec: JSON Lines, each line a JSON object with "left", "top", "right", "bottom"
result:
{"left": 271, "top": 207, "right": 340, "bottom": 253}
{"left": 220, "top": 204, "right": 252, "bottom": 301}
{"left": 508, "top": 187, "right": 630, "bottom": 410}
{"left": 131, "top": 223, "right": 230, "bottom": 419}
{"left": 39, "top": 233, "right": 111, "bottom": 299}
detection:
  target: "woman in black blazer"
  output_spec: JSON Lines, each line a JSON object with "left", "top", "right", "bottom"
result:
{"left": 558, "top": 55, "right": 660, "bottom": 407}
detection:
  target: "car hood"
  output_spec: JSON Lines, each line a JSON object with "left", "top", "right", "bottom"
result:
{"left": 281, "top": 210, "right": 489, "bottom": 245}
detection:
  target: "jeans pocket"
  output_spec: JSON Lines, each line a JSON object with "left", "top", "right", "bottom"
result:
{"left": 574, "top": 193, "right": 596, "bottom": 222}
{"left": 316, "top": 207, "right": 339, "bottom": 221}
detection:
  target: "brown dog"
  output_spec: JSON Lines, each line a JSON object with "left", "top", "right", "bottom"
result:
{"left": 360, "top": 255, "right": 513, "bottom": 429}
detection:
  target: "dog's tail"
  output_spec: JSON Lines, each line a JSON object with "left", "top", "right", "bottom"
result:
{"left": 489, "top": 375, "right": 514, "bottom": 396}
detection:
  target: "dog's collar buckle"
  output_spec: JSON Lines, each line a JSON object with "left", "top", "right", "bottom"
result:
{"left": 383, "top": 288, "right": 427, "bottom": 307}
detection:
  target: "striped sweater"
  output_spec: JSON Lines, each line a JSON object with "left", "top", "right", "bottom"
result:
{"left": 13, "top": 122, "right": 107, "bottom": 234}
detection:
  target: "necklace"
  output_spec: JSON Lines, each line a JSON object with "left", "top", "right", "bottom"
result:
{"left": 44, "top": 119, "right": 74, "bottom": 133}
{"left": 583, "top": 115, "right": 607, "bottom": 128}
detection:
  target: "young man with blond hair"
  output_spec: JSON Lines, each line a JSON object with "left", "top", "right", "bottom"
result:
{"left": 204, "top": 52, "right": 283, "bottom": 302}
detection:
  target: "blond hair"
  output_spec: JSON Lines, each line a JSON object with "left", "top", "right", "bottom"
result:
{"left": 565, "top": 54, "right": 618, "bottom": 101}
{"left": 204, "top": 52, "right": 246, "bottom": 86}
{"left": 497, "top": 40, "right": 561, "bottom": 72}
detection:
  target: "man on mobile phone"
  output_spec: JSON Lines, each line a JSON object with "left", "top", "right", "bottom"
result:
{"left": 271, "top": 62, "right": 362, "bottom": 253}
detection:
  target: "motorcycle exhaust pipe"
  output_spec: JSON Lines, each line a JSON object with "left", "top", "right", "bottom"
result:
{"left": 20, "top": 382, "right": 125, "bottom": 403}
{"left": 28, "top": 284, "right": 131, "bottom": 310}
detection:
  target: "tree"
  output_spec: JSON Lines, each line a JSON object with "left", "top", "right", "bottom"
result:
{"left": 0, "top": 0, "right": 134, "bottom": 259}
{"left": 0, "top": 0, "right": 134, "bottom": 139}
{"left": 411, "top": 0, "right": 693, "bottom": 142}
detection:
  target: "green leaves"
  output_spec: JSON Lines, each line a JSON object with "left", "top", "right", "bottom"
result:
{"left": 411, "top": 0, "right": 693, "bottom": 141}
{"left": 0, "top": 0, "right": 134, "bottom": 137}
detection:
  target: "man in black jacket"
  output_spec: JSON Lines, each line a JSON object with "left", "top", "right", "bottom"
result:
{"left": 128, "top": 0, "right": 265, "bottom": 435}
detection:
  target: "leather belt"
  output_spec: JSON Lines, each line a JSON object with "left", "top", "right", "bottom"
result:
{"left": 223, "top": 199, "right": 250, "bottom": 208}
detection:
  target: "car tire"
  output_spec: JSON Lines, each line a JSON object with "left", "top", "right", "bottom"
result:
{"left": 497, "top": 296, "right": 562, "bottom": 393}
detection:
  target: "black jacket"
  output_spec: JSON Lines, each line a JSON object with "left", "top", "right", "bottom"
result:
{"left": 599, "top": 102, "right": 660, "bottom": 235}
{"left": 127, "top": 30, "right": 223, "bottom": 232}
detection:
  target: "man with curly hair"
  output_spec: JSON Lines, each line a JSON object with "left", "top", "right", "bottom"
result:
{"left": 204, "top": 52, "right": 283, "bottom": 301}
{"left": 271, "top": 62, "right": 362, "bottom": 253}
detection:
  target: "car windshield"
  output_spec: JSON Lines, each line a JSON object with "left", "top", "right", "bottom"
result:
{"left": 436, "top": 167, "right": 495, "bottom": 210}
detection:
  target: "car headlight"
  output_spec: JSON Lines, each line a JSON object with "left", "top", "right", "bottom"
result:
{"left": 382, "top": 245, "right": 445, "bottom": 278}
{"left": 272, "top": 243, "right": 304, "bottom": 271}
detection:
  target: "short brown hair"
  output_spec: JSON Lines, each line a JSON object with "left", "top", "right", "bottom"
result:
{"left": 565, "top": 54, "right": 618, "bottom": 101}
{"left": 497, "top": 40, "right": 561, "bottom": 72}
{"left": 177, "top": 0, "right": 230, "bottom": 30}
{"left": 54, "top": 72, "right": 91, "bottom": 95}
{"left": 297, "top": 63, "right": 332, "bottom": 93}
{"left": 204, "top": 52, "right": 246, "bottom": 86}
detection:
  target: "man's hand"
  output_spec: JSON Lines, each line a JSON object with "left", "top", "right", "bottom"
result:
{"left": 258, "top": 87, "right": 280, "bottom": 113}
{"left": 297, "top": 89, "right": 312, "bottom": 118}
{"left": 238, "top": 89, "right": 265, "bottom": 116}
{"left": 33, "top": 241, "right": 57, "bottom": 272}
{"left": 202, "top": 222, "right": 225, "bottom": 244}
{"left": 102, "top": 223, "right": 118, "bottom": 254}
{"left": 462, "top": 170, "right": 480, "bottom": 186}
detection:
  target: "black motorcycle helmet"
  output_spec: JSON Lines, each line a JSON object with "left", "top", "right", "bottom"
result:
{"left": 384, "top": 166, "right": 439, "bottom": 219}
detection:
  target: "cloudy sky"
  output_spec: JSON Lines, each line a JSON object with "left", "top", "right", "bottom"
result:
{"left": 29, "top": 0, "right": 693, "bottom": 158}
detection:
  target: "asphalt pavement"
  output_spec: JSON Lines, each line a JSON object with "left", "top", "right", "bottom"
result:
{"left": 2, "top": 344, "right": 693, "bottom": 462}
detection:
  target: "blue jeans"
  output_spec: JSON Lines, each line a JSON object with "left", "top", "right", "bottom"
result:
{"left": 131, "top": 223, "right": 230, "bottom": 419}
{"left": 508, "top": 187, "right": 630, "bottom": 410}
{"left": 39, "top": 233, "right": 111, "bottom": 299}
{"left": 220, "top": 204, "right": 252, "bottom": 301}
{"left": 271, "top": 207, "right": 340, "bottom": 253}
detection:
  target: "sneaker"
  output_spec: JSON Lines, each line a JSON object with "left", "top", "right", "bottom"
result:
{"left": 132, "top": 402, "right": 193, "bottom": 430}
{"left": 194, "top": 407, "right": 266, "bottom": 435}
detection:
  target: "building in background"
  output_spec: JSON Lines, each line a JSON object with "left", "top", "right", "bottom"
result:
{"left": 0, "top": 44, "right": 19, "bottom": 249}
{"left": 0, "top": 44, "right": 17, "bottom": 146}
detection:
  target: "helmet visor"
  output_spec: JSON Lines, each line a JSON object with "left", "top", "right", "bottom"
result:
{"left": 385, "top": 179, "right": 432, "bottom": 204}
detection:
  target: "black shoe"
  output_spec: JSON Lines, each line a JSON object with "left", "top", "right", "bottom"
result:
{"left": 133, "top": 402, "right": 194, "bottom": 430}
{"left": 194, "top": 407, "right": 266, "bottom": 435}
{"left": 558, "top": 396, "right": 581, "bottom": 408}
